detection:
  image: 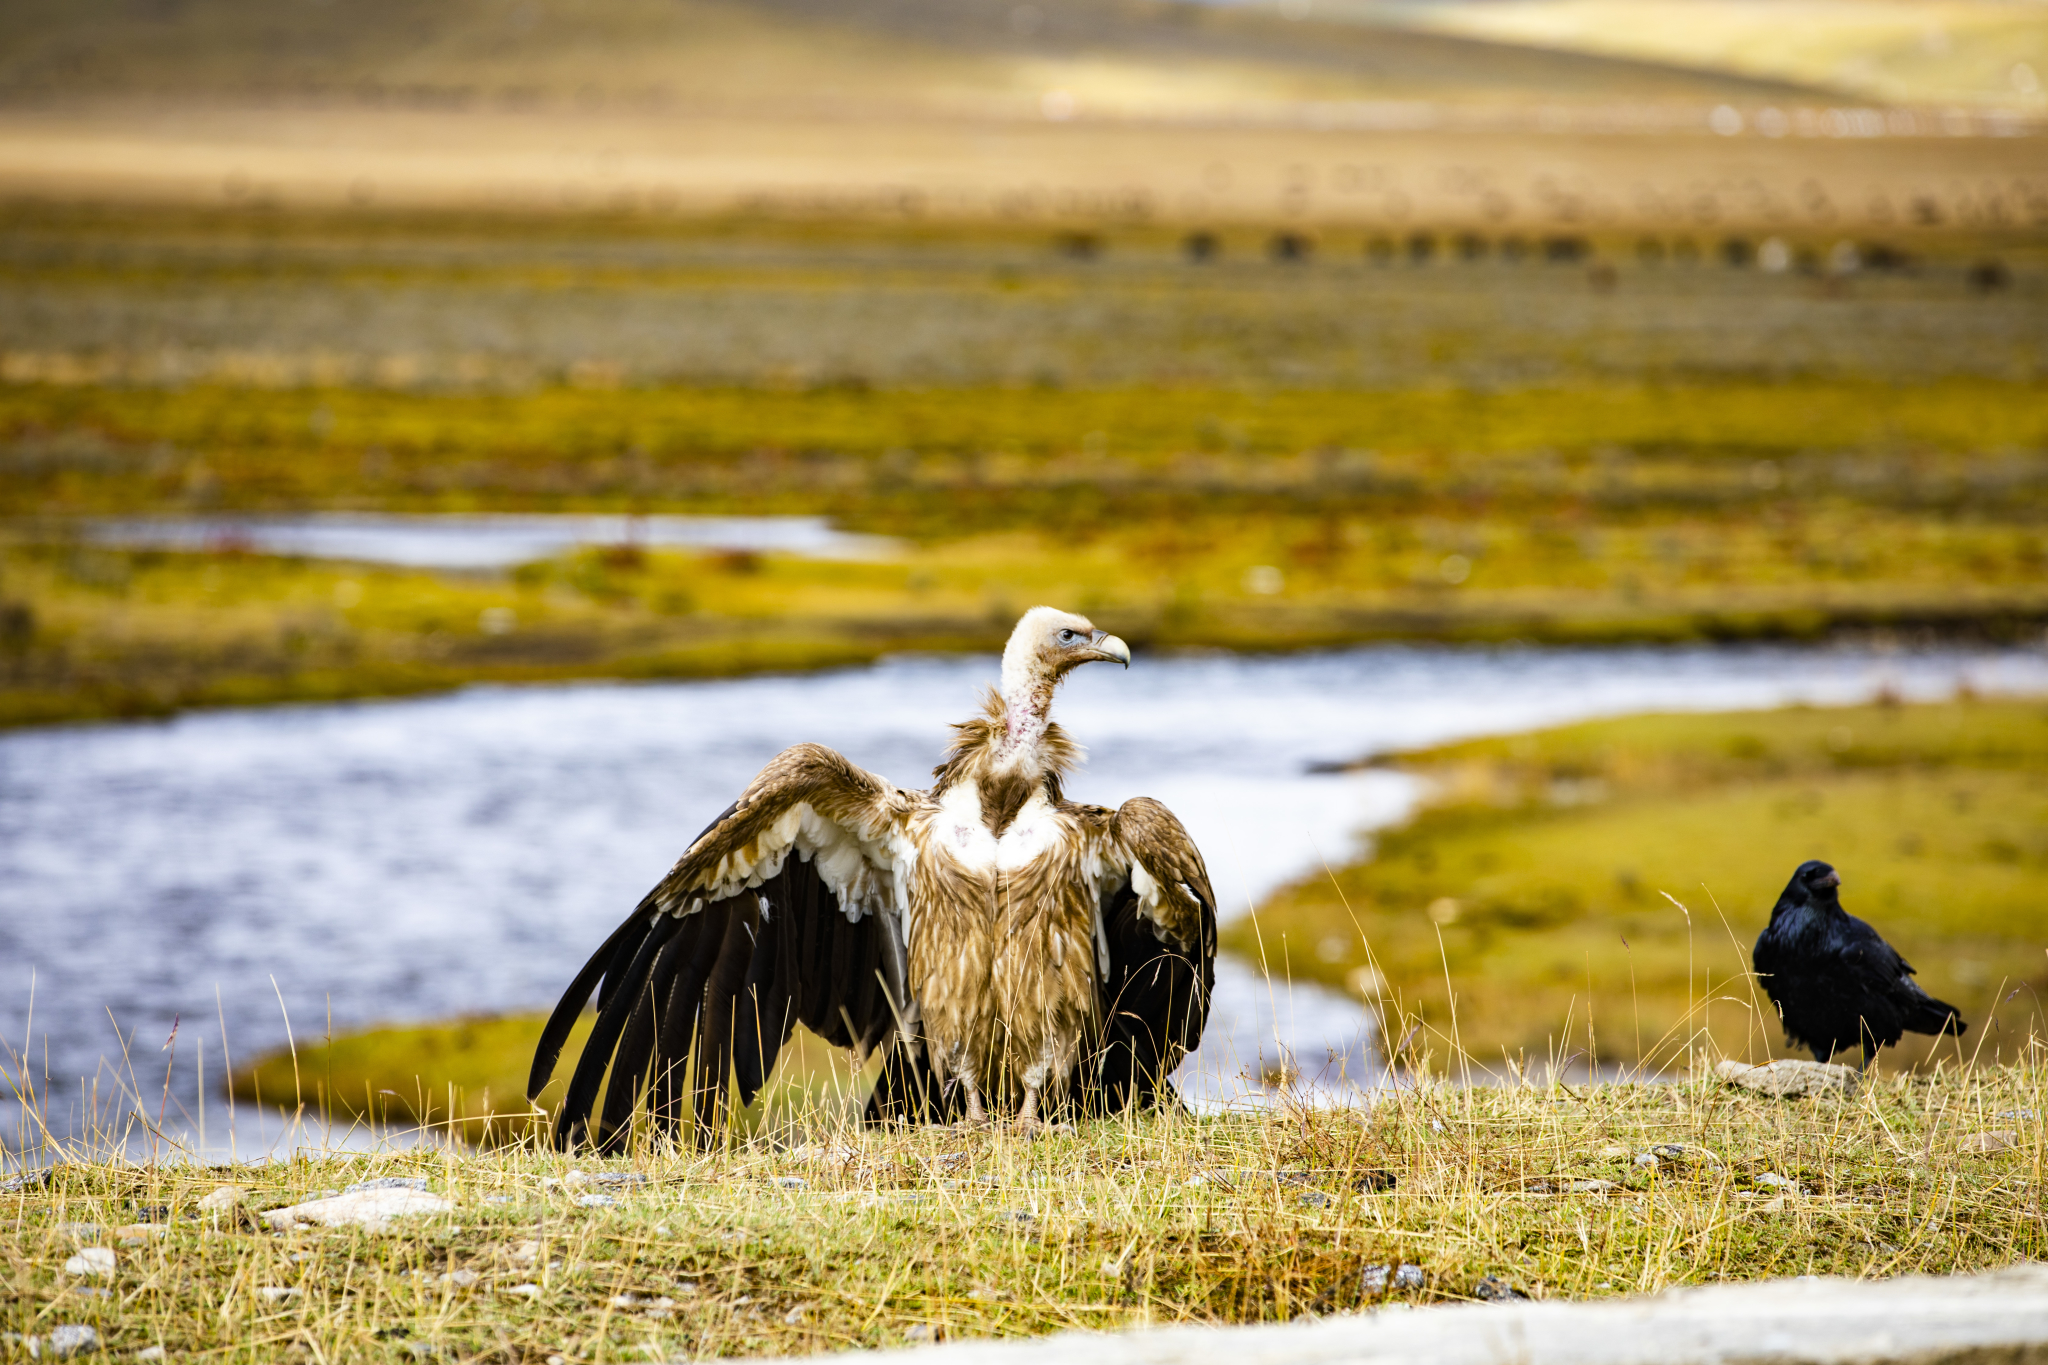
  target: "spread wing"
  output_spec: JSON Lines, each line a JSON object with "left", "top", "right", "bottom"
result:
{"left": 1073, "top": 796, "right": 1217, "bottom": 1114}
{"left": 528, "top": 743, "right": 923, "bottom": 1151}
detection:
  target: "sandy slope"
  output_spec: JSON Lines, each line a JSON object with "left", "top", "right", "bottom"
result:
{"left": 0, "top": 0, "right": 2035, "bottom": 221}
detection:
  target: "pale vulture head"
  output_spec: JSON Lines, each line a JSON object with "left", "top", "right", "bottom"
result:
{"left": 999, "top": 607, "right": 1131, "bottom": 705}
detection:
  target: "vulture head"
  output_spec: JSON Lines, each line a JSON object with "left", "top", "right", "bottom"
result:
{"left": 999, "top": 607, "right": 1130, "bottom": 733}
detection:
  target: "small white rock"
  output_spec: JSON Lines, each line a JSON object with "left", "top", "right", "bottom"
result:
{"left": 63, "top": 1248, "right": 116, "bottom": 1277}
{"left": 196, "top": 1185, "right": 247, "bottom": 1213}
{"left": 137, "top": 1347, "right": 167, "bottom": 1361}
{"left": 505, "top": 1283, "right": 541, "bottom": 1298}
{"left": 47, "top": 1324, "right": 101, "bottom": 1357}
{"left": 257, "top": 1286, "right": 300, "bottom": 1303}
{"left": 439, "top": 1269, "right": 480, "bottom": 1289}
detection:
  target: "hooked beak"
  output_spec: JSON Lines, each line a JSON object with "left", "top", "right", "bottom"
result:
{"left": 1085, "top": 631, "right": 1131, "bottom": 669}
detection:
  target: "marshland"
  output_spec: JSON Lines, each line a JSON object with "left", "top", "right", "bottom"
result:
{"left": 3, "top": 0, "right": 2048, "bottom": 1357}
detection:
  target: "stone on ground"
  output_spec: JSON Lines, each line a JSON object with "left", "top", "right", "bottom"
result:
{"left": 261, "top": 1187, "right": 452, "bottom": 1230}
{"left": 1713, "top": 1058, "right": 1858, "bottom": 1098}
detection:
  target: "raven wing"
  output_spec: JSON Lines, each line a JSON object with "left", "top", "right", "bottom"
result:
{"left": 1838, "top": 914, "right": 1966, "bottom": 1043}
{"left": 1073, "top": 796, "right": 1217, "bottom": 1114}
{"left": 529, "top": 743, "right": 924, "bottom": 1151}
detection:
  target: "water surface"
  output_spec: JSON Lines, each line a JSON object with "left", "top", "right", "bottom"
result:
{"left": 85, "top": 513, "right": 897, "bottom": 568}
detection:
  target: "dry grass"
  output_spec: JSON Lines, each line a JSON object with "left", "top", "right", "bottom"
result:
{"left": 6, "top": 1059, "right": 2048, "bottom": 1361}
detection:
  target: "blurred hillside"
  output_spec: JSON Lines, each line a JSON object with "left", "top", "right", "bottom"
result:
{"left": 1352, "top": 0, "right": 2048, "bottom": 112}
{"left": 0, "top": 0, "right": 1821, "bottom": 109}
{"left": 0, "top": 0, "right": 2037, "bottom": 224}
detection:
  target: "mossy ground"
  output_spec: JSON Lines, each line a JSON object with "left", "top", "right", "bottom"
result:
{"left": 8, "top": 1066, "right": 2048, "bottom": 1362}
{"left": 1230, "top": 697, "right": 2048, "bottom": 1075}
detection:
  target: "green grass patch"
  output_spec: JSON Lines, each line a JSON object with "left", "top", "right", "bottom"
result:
{"left": 1229, "top": 698, "right": 2048, "bottom": 1074}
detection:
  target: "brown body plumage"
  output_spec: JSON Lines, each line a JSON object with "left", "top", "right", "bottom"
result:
{"left": 529, "top": 607, "right": 1217, "bottom": 1144}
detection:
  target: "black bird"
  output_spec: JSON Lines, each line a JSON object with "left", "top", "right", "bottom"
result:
{"left": 1753, "top": 860, "right": 1965, "bottom": 1068}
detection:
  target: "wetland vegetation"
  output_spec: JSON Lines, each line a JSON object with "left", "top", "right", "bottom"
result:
{"left": 1, "top": 205, "right": 2042, "bottom": 728}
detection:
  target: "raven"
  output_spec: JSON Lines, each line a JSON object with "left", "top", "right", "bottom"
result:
{"left": 1753, "top": 860, "right": 1965, "bottom": 1068}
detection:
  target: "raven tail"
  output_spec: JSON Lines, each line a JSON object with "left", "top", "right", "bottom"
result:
{"left": 1908, "top": 995, "right": 1966, "bottom": 1039}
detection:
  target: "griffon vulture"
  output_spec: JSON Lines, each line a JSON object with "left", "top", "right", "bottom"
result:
{"left": 529, "top": 607, "right": 1217, "bottom": 1148}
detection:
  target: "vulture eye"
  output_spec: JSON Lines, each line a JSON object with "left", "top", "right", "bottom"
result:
{"left": 1057, "top": 629, "right": 1080, "bottom": 645}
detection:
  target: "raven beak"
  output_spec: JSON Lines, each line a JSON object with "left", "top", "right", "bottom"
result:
{"left": 1817, "top": 870, "right": 1840, "bottom": 889}
{"left": 1085, "top": 631, "right": 1131, "bottom": 668}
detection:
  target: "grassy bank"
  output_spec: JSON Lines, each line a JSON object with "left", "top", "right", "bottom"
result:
{"left": 1228, "top": 697, "right": 2048, "bottom": 1075}
{"left": 9, "top": 1066, "right": 2048, "bottom": 1361}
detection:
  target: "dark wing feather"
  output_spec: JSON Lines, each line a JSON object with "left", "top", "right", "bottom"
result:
{"left": 528, "top": 910, "right": 651, "bottom": 1102}
{"left": 529, "top": 743, "right": 918, "bottom": 1150}
{"left": 730, "top": 906, "right": 786, "bottom": 1103}
{"left": 552, "top": 910, "right": 683, "bottom": 1150}
{"left": 1839, "top": 915, "right": 1966, "bottom": 1045}
{"left": 1071, "top": 797, "right": 1217, "bottom": 1116}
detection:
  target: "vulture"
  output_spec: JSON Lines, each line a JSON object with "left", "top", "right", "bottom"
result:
{"left": 528, "top": 607, "right": 1217, "bottom": 1148}
{"left": 1753, "top": 860, "right": 1965, "bottom": 1068}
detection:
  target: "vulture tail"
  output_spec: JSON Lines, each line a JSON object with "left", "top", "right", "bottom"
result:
{"left": 1083, "top": 949, "right": 1201, "bottom": 1116}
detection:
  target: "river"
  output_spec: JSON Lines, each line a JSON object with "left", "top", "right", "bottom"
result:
{"left": 5, "top": 642, "right": 2045, "bottom": 1158}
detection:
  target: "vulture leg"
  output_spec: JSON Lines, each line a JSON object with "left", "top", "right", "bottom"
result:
{"left": 956, "top": 1070, "right": 988, "bottom": 1126}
